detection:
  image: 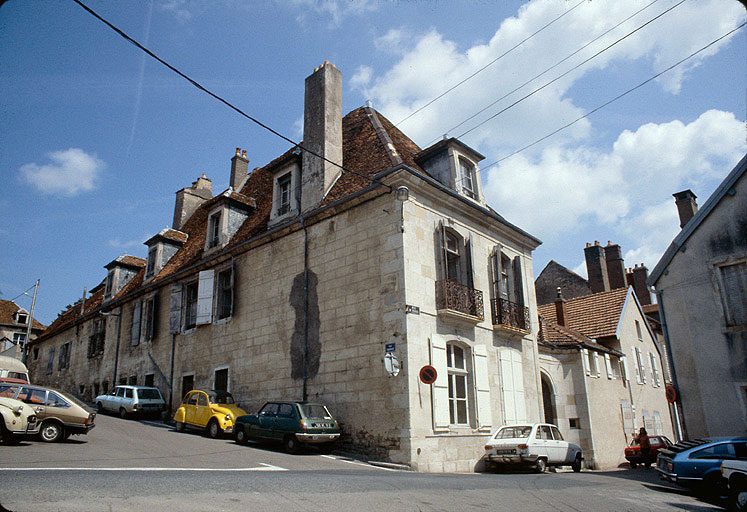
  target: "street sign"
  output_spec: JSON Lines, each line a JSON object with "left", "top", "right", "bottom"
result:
{"left": 419, "top": 365, "right": 437, "bottom": 385}
{"left": 406, "top": 305, "right": 420, "bottom": 315}
{"left": 385, "top": 342, "right": 396, "bottom": 353}
{"left": 665, "top": 385, "right": 677, "bottom": 403}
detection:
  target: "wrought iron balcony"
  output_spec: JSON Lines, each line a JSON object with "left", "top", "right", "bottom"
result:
{"left": 435, "top": 279, "right": 484, "bottom": 321}
{"left": 491, "top": 298, "right": 530, "bottom": 332}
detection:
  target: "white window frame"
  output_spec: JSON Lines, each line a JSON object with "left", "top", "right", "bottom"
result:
{"left": 104, "top": 270, "right": 115, "bottom": 298}
{"left": 458, "top": 157, "right": 477, "bottom": 200}
{"left": 205, "top": 209, "right": 224, "bottom": 251}
{"left": 145, "top": 245, "right": 158, "bottom": 277}
{"left": 446, "top": 342, "right": 470, "bottom": 426}
{"left": 269, "top": 163, "right": 299, "bottom": 224}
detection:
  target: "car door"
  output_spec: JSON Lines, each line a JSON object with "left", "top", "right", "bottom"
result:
{"left": 109, "top": 387, "right": 125, "bottom": 412}
{"left": 275, "top": 404, "right": 298, "bottom": 440}
{"left": 534, "top": 425, "right": 552, "bottom": 461}
{"left": 45, "top": 391, "right": 75, "bottom": 425}
{"left": 193, "top": 392, "right": 211, "bottom": 428}
{"left": 16, "top": 386, "right": 49, "bottom": 421}
{"left": 184, "top": 392, "right": 199, "bottom": 425}
{"left": 688, "top": 442, "right": 738, "bottom": 478}
{"left": 549, "top": 425, "right": 570, "bottom": 463}
{"left": 256, "top": 403, "right": 279, "bottom": 439}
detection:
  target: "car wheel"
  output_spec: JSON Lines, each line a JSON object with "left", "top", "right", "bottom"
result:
{"left": 97, "top": 402, "right": 104, "bottom": 413}
{"left": 572, "top": 454, "right": 582, "bottom": 473}
{"left": 534, "top": 458, "right": 547, "bottom": 473}
{"left": 119, "top": 408, "right": 128, "bottom": 419}
{"left": 175, "top": 421, "right": 185, "bottom": 433}
{"left": 699, "top": 472, "right": 727, "bottom": 497}
{"left": 284, "top": 435, "right": 300, "bottom": 454}
{"left": 235, "top": 426, "right": 247, "bottom": 444}
{"left": 0, "top": 423, "right": 18, "bottom": 445}
{"left": 729, "top": 487, "right": 747, "bottom": 512}
{"left": 318, "top": 442, "right": 335, "bottom": 454}
{"left": 207, "top": 419, "right": 220, "bottom": 439}
{"left": 629, "top": 461, "right": 637, "bottom": 469}
{"left": 39, "top": 421, "right": 63, "bottom": 443}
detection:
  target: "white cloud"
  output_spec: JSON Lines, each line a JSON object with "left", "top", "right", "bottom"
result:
{"left": 350, "top": 65, "right": 373, "bottom": 91}
{"left": 158, "top": 0, "right": 193, "bottom": 22}
{"left": 108, "top": 234, "right": 149, "bottom": 249}
{"left": 375, "top": 29, "right": 406, "bottom": 52}
{"left": 290, "top": 0, "right": 378, "bottom": 27}
{"left": 20, "top": 148, "right": 104, "bottom": 196}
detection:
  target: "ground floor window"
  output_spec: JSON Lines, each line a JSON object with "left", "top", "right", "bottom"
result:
{"left": 446, "top": 343, "right": 469, "bottom": 425}
{"left": 214, "top": 367, "right": 229, "bottom": 392}
{"left": 144, "top": 373, "right": 155, "bottom": 387}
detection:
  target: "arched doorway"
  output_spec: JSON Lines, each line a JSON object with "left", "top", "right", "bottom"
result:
{"left": 541, "top": 372, "right": 556, "bottom": 425}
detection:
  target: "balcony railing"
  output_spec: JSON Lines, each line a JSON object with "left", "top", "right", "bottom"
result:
{"left": 435, "top": 279, "right": 484, "bottom": 321}
{"left": 491, "top": 298, "right": 530, "bottom": 332}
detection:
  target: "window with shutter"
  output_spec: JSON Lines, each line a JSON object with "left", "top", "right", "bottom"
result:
{"left": 184, "top": 281, "right": 199, "bottom": 329}
{"left": 216, "top": 268, "right": 233, "bottom": 320}
{"left": 131, "top": 301, "right": 142, "bottom": 346}
{"left": 169, "top": 284, "right": 182, "bottom": 334}
{"left": 634, "top": 347, "right": 645, "bottom": 384}
{"left": 473, "top": 344, "right": 491, "bottom": 430}
{"left": 499, "top": 349, "right": 527, "bottom": 424}
{"left": 196, "top": 270, "right": 215, "bottom": 325}
{"left": 604, "top": 353, "right": 613, "bottom": 379}
{"left": 430, "top": 334, "right": 450, "bottom": 431}
{"left": 719, "top": 262, "right": 747, "bottom": 326}
{"left": 581, "top": 348, "right": 590, "bottom": 376}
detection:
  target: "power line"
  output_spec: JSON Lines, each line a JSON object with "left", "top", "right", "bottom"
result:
{"left": 394, "top": 0, "right": 586, "bottom": 128}
{"left": 5, "top": 283, "right": 37, "bottom": 304}
{"left": 477, "top": 21, "right": 747, "bottom": 172}
{"left": 70, "top": 0, "right": 390, "bottom": 191}
{"left": 455, "top": 0, "right": 686, "bottom": 140}
{"left": 427, "top": 0, "right": 662, "bottom": 148}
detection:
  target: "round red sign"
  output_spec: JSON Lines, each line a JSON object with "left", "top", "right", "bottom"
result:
{"left": 665, "top": 385, "right": 677, "bottom": 403}
{"left": 419, "top": 365, "right": 437, "bottom": 385}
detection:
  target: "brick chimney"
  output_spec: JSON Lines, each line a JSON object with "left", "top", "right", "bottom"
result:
{"left": 584, "top": 241, "right": 610, "bottom": 294}
{"left": 604, "top": 242, "right": 626, "bottom": 290}
{"left": 173, "top": 174, "right": 212, "bottom": 231}
{"left": 230, "top": 148, "right": 249, "bottom": 191}
{"left": 632, "top": 264, "right": 652, "bottom": 306}
{"left": 673, "top": 189, "right": 698, "bottom": 228}
{"left": 301, "top": 61, "right": 343, "bottom": 213}
{"left": 554, "top": 287, "right": 567, "bottom": 326}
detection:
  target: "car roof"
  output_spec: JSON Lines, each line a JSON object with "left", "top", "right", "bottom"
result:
{"left": 116, "top": 385, "right": 160, "bottom": 390}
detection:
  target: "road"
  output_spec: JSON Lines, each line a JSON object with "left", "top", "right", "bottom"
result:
{"left": 0, "top": 414, "right": 726, "bottom": 511}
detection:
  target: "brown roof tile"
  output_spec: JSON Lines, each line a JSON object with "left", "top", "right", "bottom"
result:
{"left": 105, "top": 255, "right": 146, "bottom": 270}
{"left": 538, "top": 287, "right": 629, "bottom": 340}
{"left": 34, "top": 285, "right": 105, "bottom": 343}
{"left": 0, "top": 299, "right": 45, "bottom": 331}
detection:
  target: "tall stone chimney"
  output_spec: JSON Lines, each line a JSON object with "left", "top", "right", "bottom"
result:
{"left": 301, "top": 61, "right": 343, "bottom": 213}
{"left": 584, "top": 241, "right": 610, "bottom": 294}
{"left": 230, "top": 148, "right": 249, "bottom": 191}
{"left": 604, "top": 242, "right": 626, "bottom": 290}
{"left": 173, "top": 174, "right": 212, "bottom": 230}
{"left": 673, "top": 189, "right": 698, "bottom": 228}
{"left": 554, "top": 287, "right": 567, "bottom": 327}
{"left": 632, "top": 264, "right": 652, "bottom": 306}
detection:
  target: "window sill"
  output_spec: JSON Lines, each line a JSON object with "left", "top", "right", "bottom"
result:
{"left": 214, "top": 316, "right": 232, "bottom": 326}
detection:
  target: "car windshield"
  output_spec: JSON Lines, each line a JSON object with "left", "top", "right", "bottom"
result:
{"left": 495, "top": 426, "right": 533, "bottom": 439}
{"left": 300, "top": 404, "right": 332, "bottom": 419}
{"left": 137, "top": 389, "right": 162, "bottom": 400}
{"left": 209, "top": 393, "right": 234, "bottom": 405}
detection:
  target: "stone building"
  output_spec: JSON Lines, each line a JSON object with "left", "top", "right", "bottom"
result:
{"left": 28, "top": 62, "right": 544, "bottom": 472}
{"left": 0, "top": 299, "right": 45, "bottom": 357}
{"left": 649, "top": 153, "right": 747, "bottom": 439}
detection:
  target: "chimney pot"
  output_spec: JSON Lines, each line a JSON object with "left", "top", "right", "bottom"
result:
{"left": 242, "top": 150, "right": 247, "bottom": 158}
{"left": 235, "top": 147, "right": 241, "bottom": 156}
{"left": 554, "top": 287, "right": 567, "bottom": 326}
{"left": 230, "top": 146, "right": 250, "bottom": 191}
{"left": 673, "top": 189, "right": 698, "bottom": 228}
{"left": 585, "top": 242, "right": 610, "bottom": 293}
{"left": 604, "top": 242, "right": 626, "bottom": 289}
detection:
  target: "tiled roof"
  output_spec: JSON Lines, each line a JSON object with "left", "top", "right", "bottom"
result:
{"left": 33, "top": 285, "right": 105, "bottom": 343}
{"left": 538, "top": 316, "right": 623, "bottom": 356}
{"left": 201, "top": 190, "right": 257, "bottom": 211}
{"left": 0, "top": 299, "right": 45, "bottom": 331}
{"left": 105, "top": 255, "right": 146, "bottom": 270}
{"left": 537, "top": 287, "right": 628, "bottom": 341}
{"left": 145, "top": 228, "right": 189, "bottom": 246}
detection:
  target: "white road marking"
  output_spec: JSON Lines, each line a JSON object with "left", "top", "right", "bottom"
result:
{"left": 3, "top": 464, "right": 287, "bottom": 472}
{"left": 320, "top": 455, "right": 398, "bottom": 471}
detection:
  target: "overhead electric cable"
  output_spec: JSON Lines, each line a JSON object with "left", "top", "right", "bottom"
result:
{"left": 70, "top": 0, "right": 390, "bottom": 190}
{"left": 455, "top": 0, "right": 686, "bottom": 140}
{"left": 427, "top": 0, "right": 662, "bottom": 147}
{"left": 6, "top": 284, "right": 37, "bottom": 304}
{"left": 394, "top": 0, "right": 586, "bottom": 127}
{"left": 475, "top": 21, "right": 747, "bottom": 172}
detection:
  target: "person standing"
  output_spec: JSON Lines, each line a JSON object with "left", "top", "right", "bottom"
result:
{"left": 638, "top": 427, "right": 652, "bottom": 467}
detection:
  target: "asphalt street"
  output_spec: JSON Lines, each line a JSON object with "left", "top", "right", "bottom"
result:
{"left": 0, "top": 414, "right": 727, "bottom": 512}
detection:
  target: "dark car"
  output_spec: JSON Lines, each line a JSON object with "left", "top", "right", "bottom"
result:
{"left": 234, "top": 401, "right": 340, "bottom": 453}
{"left": 625, "top": 435, "right": 673, "bottom": 467}
{"left": 655, "top": 437, "right": 747, "bottom": 494}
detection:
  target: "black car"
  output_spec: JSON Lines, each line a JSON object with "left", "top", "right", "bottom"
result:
{"left": 234, "top": 401, "right": 340, "bottom": 453}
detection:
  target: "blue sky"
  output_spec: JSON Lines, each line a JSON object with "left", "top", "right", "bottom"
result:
{"left": 2, "top": 0, "right": 745, "bottom": 325}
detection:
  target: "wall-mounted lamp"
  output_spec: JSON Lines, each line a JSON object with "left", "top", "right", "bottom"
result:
{"left": 395, "top": 186, "right": 410, "bottom": 202}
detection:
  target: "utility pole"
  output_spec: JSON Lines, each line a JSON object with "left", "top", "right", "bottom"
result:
{"left": 19, "top": 280, "right": 39, "bottom": 364}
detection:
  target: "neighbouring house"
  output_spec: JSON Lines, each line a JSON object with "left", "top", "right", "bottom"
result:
{"left": 0, "top": 299, "right": 45, "bottom": 358}
{"left": 28, "top": 62, "right": 545, "bottom": 472}
{"left": 649, "top": 153, "right": 747, "bottom": 439}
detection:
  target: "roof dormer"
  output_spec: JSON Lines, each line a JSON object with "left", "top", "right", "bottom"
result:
{"left": 104, "top": 255, "right": 146, "bottom": 301}
{"left": 144, "top": 228, "right": 188, "bottom": 281}
{"left": 202, "top": 190, "right": 256, "bottom": 253}
{"left": 14, "top": 309, "right": 28, "bottom": 326}
{"left": 414, "top": 137, "right": 485, "bottom": 204}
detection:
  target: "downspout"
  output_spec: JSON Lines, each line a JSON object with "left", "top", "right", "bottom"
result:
{"left": 655, "top": 290, "right": 686, "bottom": 441}
{"left": 301, "top": 216, "right": 310, "bottom": 402}
{"left": 169, "top": 333, "right": 176, "bottom": 414}
{"left": 111, "top": 308, "right": 122, "bottom": 386}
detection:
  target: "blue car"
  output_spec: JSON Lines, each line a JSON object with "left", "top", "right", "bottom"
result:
{"left": 655, "top": 437, "right": 747, "bottom": 493}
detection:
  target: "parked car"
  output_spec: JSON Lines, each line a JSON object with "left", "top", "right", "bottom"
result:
{"left": 173, "top": 390, "right": 246, "bottom": 438}
{"left": 0, "top": 383, "right": 95, "bottom": 442}
{"left": 95, "top": 385, "right": 166, "bottom": 419}
{"left": 722, "top": 460, "right": 747, "bottom": 511}
{"left": 484, "top": 423, "right": 583, "bottom": 473}
{"left": 0, "top": 355, "right": 30, "bottom": 384}
{"left": 625, "top": 435, "right": 673, "bottom": 467}
{"left": 655, "top": 437, "right": 747, "bottom": 494}
{"left": 234, "top": 401, "right": 340, "bottom": 453}
{"left": 0, "top": 396, "right": 39, "bottom": 443}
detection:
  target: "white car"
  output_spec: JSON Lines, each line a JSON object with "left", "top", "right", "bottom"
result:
{"left": 722, "top": 459, "right": 747, "bottom": 512}
{"left": 95, "top": 385, "right": 166, "bottom": 419}
{"left": 0, "top": 396, "right": 39, "bottom": 443}
{"left": 484, "top": 423, "right": 583, "bottom": 473}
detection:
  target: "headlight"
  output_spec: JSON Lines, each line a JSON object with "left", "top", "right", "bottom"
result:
{"left": 13, "top": 405, "right": 23, "bottom": 415}
{"left": 225, "top": 414, "right": 232, "bottom": 422}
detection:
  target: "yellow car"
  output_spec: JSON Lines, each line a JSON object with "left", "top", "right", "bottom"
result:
{"left": 173, "top": 390, "right": 246, "bottom": 438}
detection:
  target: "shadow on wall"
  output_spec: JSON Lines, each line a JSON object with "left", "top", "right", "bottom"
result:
{"left": 290, "top": 270, "right": 321, "bottom": 380}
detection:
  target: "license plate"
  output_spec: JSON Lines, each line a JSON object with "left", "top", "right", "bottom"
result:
{"left": 495, "top": 449, "right": 515, "bottom": 455}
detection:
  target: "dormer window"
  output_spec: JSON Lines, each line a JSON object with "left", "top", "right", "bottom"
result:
{"left": 104, "top": 270, "right": 115, "bottom": 298}
{"left": 144, "top": 229, "right": 187, "bottom": 280}
{"left": 277, "top": 173, "right": 292, "bottom": 216}
{"left": 459, "top": 158, "right": 477, "bottom": 199}
{"left": 414, "top": 138, "right": 485, "bottom": 203}
{"left": 15, "top": 312, "right": 28, "bottom": 325}
{"left": 145, "top": 246, "right": 158, "bottom": 277}
{"left": 269, "top": 161, "right": 299, "bottom": 225}
{"left": 207, "top": 211, "right": 222, "bottom": 249}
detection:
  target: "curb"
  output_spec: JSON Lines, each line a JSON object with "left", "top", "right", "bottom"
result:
{"left": 367, "top": 461, "right": 412, "bottom": 471}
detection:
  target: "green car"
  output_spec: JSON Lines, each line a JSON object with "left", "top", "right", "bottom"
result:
{"left": 234, "top": 401, "right": 340, "bottom": 453}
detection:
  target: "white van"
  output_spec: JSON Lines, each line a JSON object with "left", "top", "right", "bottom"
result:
{"left": 0, "top": 355, "right": 30, "bottom": 383}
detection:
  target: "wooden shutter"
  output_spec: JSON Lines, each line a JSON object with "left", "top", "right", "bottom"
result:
{"left": 196, "top": 269, "right": 215, "bottom": 325}
{"left": 131, "top": 301, "right": 141, "bottom": 346}
{"left": 581, "top": 348, "right": 590, "bottom": 376}
{"left": 720, "top": 262, "right": 747, "bottom": 325}
{"left": 512, "top": 256, "right": 524, "bottom": 307}
{"left": 169, "top": 284, "right": 182, "bottom": 334}
{"left": 465, "top": 235, "right": 475, "bottom": 289}
{"left": 430, "top": 334, "right": 450, "bottom": 430}
{"left": 593, "top": 352, "right": 601, "bottom": 378}
{"left": 604, "top": 353, "right": 613, "bottom": 379}
{"left": 437, "top": 221, "right": 448, "bottom": 281}
{"left": 620, "top": 400, "right": 634, "bottom": 432}
{"left": 495, "top": 246, "right": 505, "bottom": 299}
{"left": 490, "top": 246, "right": 500, "bottom": 300}
{"left": 499, "top": 349, "right": 526, "bottom": 424}
{"left": 148, "top": 294, "right": 158, "bottom": 340}
{"left": 621, "top": 355, "right": 630, "bottom": 382}
{"left": 230, "top": 258, "right": 236, "bottom": 317}
{"left": 633, "top": 347, "right": 643, "bottom": 384}
{"left": 473, "top": 344, "right": 491, "bottom": 430}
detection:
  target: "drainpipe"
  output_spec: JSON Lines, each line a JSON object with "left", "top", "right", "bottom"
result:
{"left": 655, "top": 290, "right": 686, "bottom": 441}
{"left": 102, "top": 308, "right": 122, "bottom": 386}
{"left": 169, "top": 333, "right": 176, "bottom": 414}
{"left": 301, "top": 216, "right": 310, "bottom": 402}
